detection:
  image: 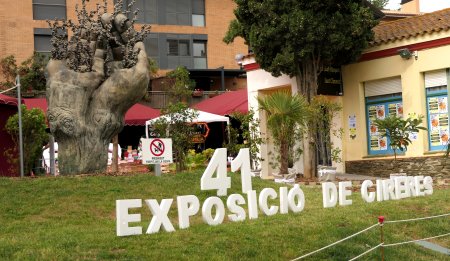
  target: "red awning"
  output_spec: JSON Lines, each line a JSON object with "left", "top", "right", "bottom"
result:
{"left": 23, "top": 97, "right": 47, "bottom": 112}
{"left": 22, "top": 98, "right": 160, "bottom": 126}
{"left": 124, "top": 103, "right": 160, "bottom": 126}
{"left": 193, "top": 89, "right": 248, "bottom": 115}
{"left": 0, "top": 94, "right": 21, "bottom": 106}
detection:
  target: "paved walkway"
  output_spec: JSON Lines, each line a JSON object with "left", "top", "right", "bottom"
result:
{"left": 335, "top": 173, "right": 377, "bottom": 181}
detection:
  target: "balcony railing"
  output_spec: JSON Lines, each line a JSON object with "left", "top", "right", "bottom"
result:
{"left": 146, "top": 90, "right": 226, "bottom": 109}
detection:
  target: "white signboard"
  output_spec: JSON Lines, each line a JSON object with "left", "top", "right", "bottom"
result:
{"left": 141, "top": 138, "right": 173, "bottom": 164}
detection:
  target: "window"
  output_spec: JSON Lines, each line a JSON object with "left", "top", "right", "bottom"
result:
{"left": 193, "top": 41, "right": 207, "bottom": 69}
{"left": 364, "top": 77, "right": 403, "bottom": 155}
{"left": 425, "top": 70, "right": 449, "bottom": 151}
{"left": 166, "top": 0, "right": 190, "bottom": 25}
{"left": 167, "top": 39, "right": 190, "bottom": 56}
{"left": 34, "top": 28, "right": 52, "bottom": 54}
{"left": 148, "top": 33, "right": 207, "bottom": 69}
{"left": 192, "top": 0, "right": 205, "bottom": 27}
{"left": 119, "top": 0, "right": 205, "bottom": 26}
{"left": 124, "top": 0, "right": 157, "bottom": 24}
{"left": 144, "top": 34, "right": 159, "bottom": 67}
{"left": 33, "top": 0, "right": 66, "bottom": 20}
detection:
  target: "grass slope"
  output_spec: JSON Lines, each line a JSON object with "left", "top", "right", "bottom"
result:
{"left": 0, "top": 171, "right": 449, "bottom": 260}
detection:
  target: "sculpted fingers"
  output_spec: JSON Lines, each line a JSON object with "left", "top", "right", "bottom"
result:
{"left": 46, "top": 59, "right": 67, "bottom": 79}
{"left": 92, "top": 48, "right": 106, "bottom": 76}
{"left": 133, "top": 42, "right": 148, "bottom": 71}
{"left": 114, "top": 13, "right": 135, "bottom": 44}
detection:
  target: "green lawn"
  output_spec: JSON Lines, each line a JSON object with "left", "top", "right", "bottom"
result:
{"left": 0, "top": 171, "right": 449, "bottom": 260}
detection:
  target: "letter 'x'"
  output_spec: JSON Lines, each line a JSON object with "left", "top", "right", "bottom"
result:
{"left": 145, "top": 199, "right": 175, "bottom": 234}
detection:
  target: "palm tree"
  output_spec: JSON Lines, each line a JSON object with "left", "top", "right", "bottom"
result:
{"left": 258, "top": 91, "right": 309, "bottom": 175}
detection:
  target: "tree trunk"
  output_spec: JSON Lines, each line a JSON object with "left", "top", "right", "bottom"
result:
{"left": 57, "top": 136, "right": 109, "bottom": 174}
{"left": 296, "top": 60, "right": 319, "bottom": 178}
{"left": 112, "top": 134, "right": 119, "bottom": 173}
{"left": 279, "top": 138, "right": 289, "bottom": 174}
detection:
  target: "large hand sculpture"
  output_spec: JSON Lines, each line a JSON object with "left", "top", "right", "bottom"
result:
{"left": 46, "top": 2, "right": 149, "bottom": 174}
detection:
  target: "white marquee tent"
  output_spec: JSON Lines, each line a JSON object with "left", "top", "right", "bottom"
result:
{"left": 145, "top": 109, "right": 230, "bottom": 138}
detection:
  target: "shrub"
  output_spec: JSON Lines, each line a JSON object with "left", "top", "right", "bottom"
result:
{"left": 5, "top": 105, "right": 48, "bottom": 175}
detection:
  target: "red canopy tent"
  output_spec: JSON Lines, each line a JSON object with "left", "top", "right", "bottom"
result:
{"left": 22, "top": 98, "right": 160, "bottom": 125}
{"left": 193, "top": 89, "right": 248, "bottom": 115}
{"left": 0, "top": 94, "right": 21, "bottom": 176}
{"left": 0, "top": 93, "right": 21, "bottom": 106}
{"left": 124, "top": 103, "right": 160, "bottom": 125}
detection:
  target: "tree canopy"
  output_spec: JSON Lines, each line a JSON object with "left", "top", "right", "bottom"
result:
{"left": 369, "top": 0, "right": 389, "bottom": 9}
{"left": 224, "top": 0, "right": 379, "bottom": 178}
{"left": 224, "top": 0, "right": 379, "bottom": 98}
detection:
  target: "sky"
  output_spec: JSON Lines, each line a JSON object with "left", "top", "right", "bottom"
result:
{"left": 386, "top": 0, "right": 450, "bottom": 12}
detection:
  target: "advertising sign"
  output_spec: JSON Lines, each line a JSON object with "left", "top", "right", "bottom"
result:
{"left": 141, "top": 138, "right": 173, "bottom": 164}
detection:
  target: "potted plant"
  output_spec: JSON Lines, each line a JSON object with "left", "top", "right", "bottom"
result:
{"left": 308, "top": 96, "right": 343, "bottom": 180}
{"left": 373, "top": 113, "right": 427, "bottom": 175}
{"left": 192, "top": 89, "right": 204, "bottom": 97}
{"left": 258, "top": 91, "right": 308, "bottom": 180}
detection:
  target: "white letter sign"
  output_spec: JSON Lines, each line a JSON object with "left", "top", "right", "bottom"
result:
{"left": 116, "top": 199, "right": 142, "bottom": 236}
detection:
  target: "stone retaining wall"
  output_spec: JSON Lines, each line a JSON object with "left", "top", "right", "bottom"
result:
{"left": 345, "top": 155, "right": 450, "bottom": 178}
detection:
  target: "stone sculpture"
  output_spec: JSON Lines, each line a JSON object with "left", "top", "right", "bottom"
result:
{"left": 46, "top": 0, "right": 150, "bottom": 174}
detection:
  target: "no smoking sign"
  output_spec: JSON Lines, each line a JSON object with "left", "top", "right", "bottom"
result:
{"left": 141, "top": 138, "right": 173, "bottom": 164}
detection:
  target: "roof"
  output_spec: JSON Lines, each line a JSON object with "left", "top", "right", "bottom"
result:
{"left": 0, "top": 94, "right": 21, "bottom": 106}
{"left": 124, "top": 103, "right": 160, "bottom": 126}
{"left": 146, "top": 109, "right": 230, "bottom": 126}
{"left": 193, "top": 89, "right": 248, "bottom": 115}
{"left": 21, "top": 98, "right": 160, "bottom": 126}
{"left": 372, "top": 8, "right": 450, "bottom": 45}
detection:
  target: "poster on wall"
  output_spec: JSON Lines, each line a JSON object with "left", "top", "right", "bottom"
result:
{"left": 428, "top": 95, "right": 449, "bottom": 147}
{"left": 348, "top": 115, "right": 356, "bottom": 139}
{"left": 368, "top": 106, "right": 377, "bottom": 121}
{"left": 379, "top": 137, "right": 387, "bottom": 150}
{"left": 369, "top": 123, "right": 378, "bottom": 135}
{"left": 438, "top": 97, "right": 448, "bottom": 113}
{"left": 367, "top": 103, "right": 392, "bottom": 152}
{"left": 370, "top": 136, "right": 379, "bottom": 150}
{"left": 396, "top": 103, "right": 403, "bottom": 117}
{"left": 430, "top": 114, "right": 440, "bottom": 129}
{"left": 430, "top": 129, "right": 441, "bottom": 147}
{"left": 439, "top": 114, "right": 448, "bottom": 128}
{"left": 440, "top": 129, "right": 449, "bottom": 145}
{"left": 376, "top": 105, "right": 385, "bottom": 119}
{"left": 388, "top": 103, "right": 397, "bottom": 117}
{"left": 429, "top": 97, "right": 439, "bottom": 114}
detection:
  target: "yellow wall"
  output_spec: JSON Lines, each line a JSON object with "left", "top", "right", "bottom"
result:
{"left": 341, "top": 34, "right": 450, "bottom": 163}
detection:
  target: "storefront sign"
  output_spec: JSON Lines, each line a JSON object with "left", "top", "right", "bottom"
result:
{"left": 141, "top": 138, "right": 173, "bottom": 164}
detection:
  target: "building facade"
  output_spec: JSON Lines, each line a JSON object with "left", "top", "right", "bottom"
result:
{"left": 0, "top": 0, "right": 247, "bottom": 92}
{"left": 342, "top": 8, "right": 450, "bottom": 177}
{"left": 242, "top": 7, "right": 450, "bottom": 179}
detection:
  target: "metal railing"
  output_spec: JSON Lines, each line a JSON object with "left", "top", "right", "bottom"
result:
{"left": 146, "top": 90, "right": 226, "bottom": 109}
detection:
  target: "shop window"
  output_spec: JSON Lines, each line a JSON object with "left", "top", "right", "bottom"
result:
{"left": 365, "top": 77, "right": 403, "bottom": 155}
{"left": 425, "top": 70, "right": 449, "bottom": 151}
{"left": 33, "top": 0, "right": 66, "bottom": 20}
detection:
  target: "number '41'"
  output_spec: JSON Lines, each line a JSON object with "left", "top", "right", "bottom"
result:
{"left": 200, "top": 148, "right": 252, "bottom": 196}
